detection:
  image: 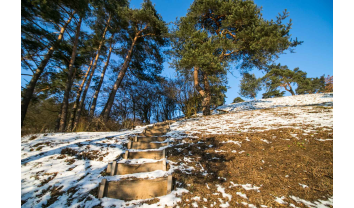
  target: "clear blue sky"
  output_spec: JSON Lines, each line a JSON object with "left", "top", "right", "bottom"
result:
{"left": 131, "top": 0, "right": 333, "bottom": 103}
{"left": 21, "top": 0, "right": 333, "bottom": 104}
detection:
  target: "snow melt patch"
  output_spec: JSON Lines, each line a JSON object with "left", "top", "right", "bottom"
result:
{"left": 216, "top": 185, "right": 232, "bottom": 201}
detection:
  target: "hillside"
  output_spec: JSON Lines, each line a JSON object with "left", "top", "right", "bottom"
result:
{"left": 21, "top": 93, "right": 333, "bottom": 208}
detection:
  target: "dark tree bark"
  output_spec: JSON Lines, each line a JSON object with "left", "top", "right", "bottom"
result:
{"left": 101, "top": 35, "right": 138, "bottom": 122}
{"left": 67, "top": 58, "right": 93, "bottom": 131}
{"left": 59, "top": 16, "right": 82, "bottom": 132}
{"left": 193, "top": 66, "right": 211, "bottom": 116}
{"left": 72, "top": 14, "right": 111, "bottom": 131}
{"left": 89, "top": 34, "right": 114, "bottom": 117}
{"left": 202, "top": 71, "right": 211, "bottom": 115}
{"left": 282, "top": 83, "right": 296, "bottom": 96}
{"left": 21, "top": 12, "right": 75, "bottom": 127}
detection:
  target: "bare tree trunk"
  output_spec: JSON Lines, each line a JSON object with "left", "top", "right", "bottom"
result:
{"left": 89, "top": 34, "right": 114, "bottom": 117}
{"left": 202, "top": 72, "right": 211, "bottom": 116}
{"left": 55, "top": 102, "right": 64, "bottom": 131}
{"left": 193, "top": 66, "right": 211, "bottom": 115}
{"left": 21, "top": 12, "right": 75, "bottom": 127}
{"left": 72, "top": 15, "right": 111, "bottom": 131}
{"left": 101, "top": 36, "right": 138, "bottom": 122}
{"left": 59, "top": 16, "right": 82, "bottom": 132}
{"left": 284, "top": 83, "right": 295, "bottom": 96}
{"left": 289, "top": 86, "right": 295, "bottom": 96}
{"left": 67, "top": 58, "right": 93, "bottom": 131}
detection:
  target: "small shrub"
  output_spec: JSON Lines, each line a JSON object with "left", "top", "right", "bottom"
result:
{"left": 233, "top": 97, "right": 245, "bottom": 103}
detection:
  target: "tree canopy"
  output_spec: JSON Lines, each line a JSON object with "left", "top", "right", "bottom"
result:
{"left": 22, "top": 0, "right": 332, "bottom": 135}
{"left": 239, "top": 73, "right": 262, "bottom": 100}
{"left": 170, "top": 0, "right": 302, "bottom": 115}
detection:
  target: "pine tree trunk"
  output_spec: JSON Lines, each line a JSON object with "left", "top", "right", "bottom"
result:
{"left": 193, "top": 66, "right": 211, "bottom": 116}
{"left": 289, "top": 87, "right": 295, "bottom": 96}
{"left": 89, "top": 34, "right": 114, "bottom": 117}
{"left": 21, "top": 12, "right": 75, "bottom": 127}
{"left": 202, "top": 72, "right": 211, "bottom": 116}
{"left": 72, "top": 15, "right": 111, "bottom": 131}
{"left": 286, "top": 83, "right": 295, "bottom": 96}
{"left": 101, "top": 36, "right": 138, "bottom": 122}
{"left": 59, "top": 16, "right": 82, "bottom": 132}
{"left": 67, "top": 58, "right": 93, "bottom": 131}
{"left": 55, "top": 102, "right": 64, "bottom": 131}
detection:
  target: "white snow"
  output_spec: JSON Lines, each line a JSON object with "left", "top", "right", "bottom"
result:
{"left": 275, "top": 196, "right": 287, "bottom": 204}
{"left": 236, "top": 192, "right": 248, "bottom": 199}
{"left": 290, "top": 195, "right": 333, "bottom": 207}
{"left": 21, "top": 93, "right": 333, "bottom": 207}
{"left": 217, "top": 93, "right": 332, "bottom": 113}
{"left": 216, "top": 185, "right": 232, "bottom": 201}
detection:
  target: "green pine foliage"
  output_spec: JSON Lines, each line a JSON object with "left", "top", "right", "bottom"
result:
{"left": 263, "top": 64, "right": 307, "bottom": 96}
{"left": 170, "top": 0, "right": 302, "bottom": 115}
{"left": 22, "top": 0, "right": 316, "bottom": 134}
{"left": 296, "top": 76, "right": 326, "bottom": 94}
{"left": 240, "top": 73, "right": 262, "bottom": 100}
{"left": 233, "top": 97, "right": 244, "bottom": 103}
{"left": 262, "top": 89, "right": 285, "bottom": 99}
{"left": 262, "top": 64, "right": 325, "bottom": 97}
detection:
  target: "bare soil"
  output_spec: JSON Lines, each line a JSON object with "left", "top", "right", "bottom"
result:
{"left": 166, "top": 126, "right": 333, "bottom": 207}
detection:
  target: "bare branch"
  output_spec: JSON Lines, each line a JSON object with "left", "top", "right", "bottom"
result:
{"left": 21, "top": 74, "right": 33, "bottom": 76}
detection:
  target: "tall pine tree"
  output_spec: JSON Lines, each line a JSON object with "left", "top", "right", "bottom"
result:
{"left": 171, "top": 0, "right": 302, "bottom": 115}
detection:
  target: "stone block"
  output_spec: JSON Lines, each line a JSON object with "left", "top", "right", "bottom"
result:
{"left": 138, "top": 132, "right": 168, "bottom": 136}
{"left": 110, "top": 161, "right": 117, "bottom": 176}
{"left": 128, "top": 142, "right": 169, "bottom": 150}
{"left": 106, "top": 163, "right": 112, "bottom": 173}
{"left": 135, "top": 136, "right": 168, "bottom": 142}
{"left": 126, "top": 149, "right": 165, "bottom": 160}
{"left": 116, "top": 159, "right": 167, "bottom": 175}
{"left": 104, "top": 175, "right": 173, "bottom": 200}
{"left": 98, "top": 178, "right": 107, "bottom": 199}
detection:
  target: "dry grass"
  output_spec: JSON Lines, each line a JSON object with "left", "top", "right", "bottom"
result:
{"left": 60, "top": 147, "right": 109, "bottom": 161}
{"left": 166, "top": 126, "right": 333, "bottom": 207}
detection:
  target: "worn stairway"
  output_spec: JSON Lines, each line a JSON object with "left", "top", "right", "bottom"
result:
{"left": 98, "top": 121, "right": 174, "bottom": 200}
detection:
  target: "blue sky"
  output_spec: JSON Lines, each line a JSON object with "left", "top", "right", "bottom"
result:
{"left": 131, "top": 0, "right": 333, "bottom": 103}
{"left": 21, "top": 0, "right": 333, "bottom": 104}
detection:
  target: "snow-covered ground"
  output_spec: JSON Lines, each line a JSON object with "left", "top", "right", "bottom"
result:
{"left": 216, "top": 93, "right": 333, "bottom": 113}
{"left": 21, "top": 93, "right": 333, "bottom": 208}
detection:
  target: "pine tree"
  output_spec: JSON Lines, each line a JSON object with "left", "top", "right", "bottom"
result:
{"left": 171, "top": 0, "right": 302, "bottom": 115}
{"left": 262, "top": 89, "right": 285, "bottom": 99}
{"left": 263, "top": 64, "right": 307, "bottom": 96}
{"left": 233, "top": 97, "right": 244, "bottom": 103}
{"left": 21, "top": 0, "right": 77, "bottom": 126}
{"left": 100, "top": 0, "right": 168, "bottom": 122}
{"left": 58, "top": 0, "right": 90, "bottom": 131}
{"left": 296, "top": 75, "right": 325, "bottom": 94}
{"left": 239, "top": 73, "right": 262, "bottom": 100}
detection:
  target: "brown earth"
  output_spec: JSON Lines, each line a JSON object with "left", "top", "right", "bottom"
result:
{"left": 166, "top": 126, "right": 333, "bottom": 207}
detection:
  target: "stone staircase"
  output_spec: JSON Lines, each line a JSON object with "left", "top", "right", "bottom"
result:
{"left": 98, "top": 121, "right": 174, "bottom": 200}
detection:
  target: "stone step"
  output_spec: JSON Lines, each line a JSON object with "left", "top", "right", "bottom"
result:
{"left": 137, "top": 132, "right": 167, "bottom": 137}
{"left": 147, "top": 125, "right": 170, "bottom": 129}
{"left": 98, "top": 175, "right": 172, "bottom": 200}
{"left": 131, "top": 136, "right": 168, "bottom": 142}
{"left": 106, "top": 159, "right": 167, "bottom": 175}
{"left": 144, "top": 128, "right": 170, "bottom": 133}
{"left": 124, "top": 149, "right": 165, "bottom": 160}
{"left": 145, "top": 126, "right": 170, "bottom": 131}
{"left": 153, "top": 123, "right": 170, "bottom": 127}
{"left": 152, "top": 125, "right": 170, "bottom": 129}
{"left": 127, "top": 141, "right": 169, "bottom": 150}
